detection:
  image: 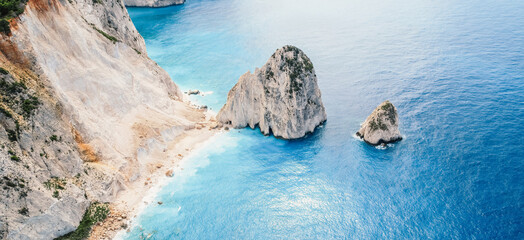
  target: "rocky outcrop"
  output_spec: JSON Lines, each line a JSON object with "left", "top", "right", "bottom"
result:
{"left": 0, "top": 0, "right": 204, "bottom": 238}
{"left": 356, "top": 101, "right": 402, "bottom": 145}
{"left": 124, "top": 0, "right": 184, "bottom": 7}
{"left": 217, "top": 45, "right": 326, "bottom": 139}
{"left": 0, "top": 65, "right": 90, "bottom": 240}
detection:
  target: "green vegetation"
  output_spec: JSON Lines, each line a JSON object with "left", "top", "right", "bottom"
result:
{"left": 380, "top": 101, "right": 396, "bottom": 124}
{"left": 0, "top": 78, "right": 40, "bottom": 118}
{"left": 10, "top": 154, "right": 19, "bottom": 161}
{"left": 6, "top": 129, "right": 16, "bottom": 141}
{"left": 55, "top": 202, "right": 110, "bottom": 240}
{"left": 92, "top": 0, "right": 102, "bottom": 4}
{"left": 279, "top": 46, "right": 315, "bottom": 96}
{"left": 302, "top": 56, "right": 314, "bottom": 73}
{"left": 50, "top": 135, "right": 58, "bottom": 142}
{"left": 0, "top": 19, "right": 8, "bottom": 34}
{"left": 0, "top": 106, "right": 12, "bottom": 118}
{"left": 0, "top": 0, "right": 28, "bottom": 34}
{"left": 44, "top": 177, "right": 66, "bottom": 190}
{"left": 369, "top": 118, "right": 388, "bottom": 132}
{"left": 21, "top": 96, "right": 39, "bottom": 117}
{"left": 265, "top": 68, "right": 274, "bottom": 81}
{"left": 2, "top": 176, "right": 25, "bottom": 193}
{"left": 92, "top": 26, "right": 118, "bottom": 43}
{"left": 52, "top": 190, "right": 59, "bottom": 199}
{"left": 44, "top": 177, "right": 66, "bottom": 199}
{"left": 18, "top": 207, "right": 28, "bottom": 216}
{"left": 380, "top": 101, "right": 393, "bottom": 111}
{"left": 133, "top": 48, "right": 141, "bottom": 55}
{"left": 0, "top": 79, "right": 27, "bottom": 94}
{"left": 0, "top": 67, "right": 8, "bottom": 74}
{"left": 5, "top": 179, "right": 15, "bottom": 187}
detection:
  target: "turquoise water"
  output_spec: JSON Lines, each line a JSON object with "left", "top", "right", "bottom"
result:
{"left": 125, "top": 0, "right": 524, "bottom": 238}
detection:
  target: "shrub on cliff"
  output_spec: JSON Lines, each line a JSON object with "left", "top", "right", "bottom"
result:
{"left": 0, "top": 19, "right": 9, "bottom": 34}
{"left": 55, "top": 202, "right": 110, "bottom": 240}
{"left": 0, "top": 0, "right": 28, "bottom": 34}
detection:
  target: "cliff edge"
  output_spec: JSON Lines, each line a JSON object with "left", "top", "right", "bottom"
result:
{"left": 217, "top": 45, "right": 327, "bottom": 139}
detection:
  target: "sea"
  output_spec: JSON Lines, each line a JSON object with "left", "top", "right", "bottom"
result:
{"left": 122, "top": 0, "right": 524, "bottom": 238}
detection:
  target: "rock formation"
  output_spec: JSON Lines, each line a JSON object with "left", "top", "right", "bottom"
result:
{"left": 356, "top": 101, "right": 402, "bottom": 145}
{"left": 217, "top": 45, "right": 327, "bottom": 139}
{"left": 0, "top": 0, "right": 205, "bottom": 238}
{"left": 124, "top": 0, "right": 184, "bottom": 7}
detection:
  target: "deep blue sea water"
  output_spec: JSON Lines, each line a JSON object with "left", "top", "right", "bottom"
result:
{"left": 124, "top": 0, "right": 524, "bottom": 239}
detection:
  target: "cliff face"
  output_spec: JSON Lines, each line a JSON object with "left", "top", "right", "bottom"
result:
{"left": 0, "top": 0, "right": 204, "bottom": 238}
{"left": 356, "top": 101, "right": 402, "bottom": 145}
{"left": 217, "top": 46, "right": 326, "bottom": 139}
{"left": 0, "top": 63, "right": 89, "bottom": 239}
{"left": 124, "top": 0, "right": 184, "bottom": 7}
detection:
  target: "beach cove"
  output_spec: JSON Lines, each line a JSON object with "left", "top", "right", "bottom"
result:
{"left": 116, "top": 0, "right": 523, "bottom": 238}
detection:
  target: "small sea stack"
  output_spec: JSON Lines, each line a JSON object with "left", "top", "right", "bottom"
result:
{"left": 356, "top": 100, "right": 402, "bottom": 145}
{"left": 217, "top": 45, "right": 327, "bottom": 139}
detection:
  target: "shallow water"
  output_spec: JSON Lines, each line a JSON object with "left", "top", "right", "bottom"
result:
{"left": 124, "top": 0, "right": 524, "bottom": 238}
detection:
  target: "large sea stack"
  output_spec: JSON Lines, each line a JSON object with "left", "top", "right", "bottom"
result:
{"left": 217, "top": 45, "right": 327, "bottom": 139}
{"left": 356, "top": 101, "right": 402, "bottom": 145}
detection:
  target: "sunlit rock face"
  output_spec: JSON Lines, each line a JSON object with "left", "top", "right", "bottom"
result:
{"left": 217, "top": 45, "right": 327, "bottom": 139}
{"left": 0, "top": 0, "right": 200, "bottom": 238}
{"left": 356, "top": 100, "right": 402, "bottom": 145}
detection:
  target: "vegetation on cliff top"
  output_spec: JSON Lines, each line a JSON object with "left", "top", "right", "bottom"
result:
{"left": 0, "top": 0, "right": 28, "bottom": 34}
{"left": 279, "top": 46, "right": 314, "bottom": 96}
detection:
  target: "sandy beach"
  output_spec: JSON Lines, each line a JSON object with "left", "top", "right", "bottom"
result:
{"left": 87, "top": 107, "right": 224, "bottom": 240}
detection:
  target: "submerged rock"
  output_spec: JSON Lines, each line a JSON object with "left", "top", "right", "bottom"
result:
{"left": 186, "top": 89, "right": 200, "bottom": 95}
{"left": 217, "top": 45, "right": 327, "bottom": 139}
{"left": 356, "top": 101, "right": 402, "bottom": 145}
{"left": 124, "top": 0, "right": 185, "bottom": 7}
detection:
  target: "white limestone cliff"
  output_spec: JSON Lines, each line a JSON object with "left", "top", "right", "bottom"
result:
{"left": 217, "top": 45, "right": 327, "bottom": 139}
{"left": 0, "top": 0, "right": 208, "bottom": 238}
{"left": 124, "top": 0, "right": 184, "bottom": 8}
{"left": 356, "top": 101, "right": 402, "bottom": 145}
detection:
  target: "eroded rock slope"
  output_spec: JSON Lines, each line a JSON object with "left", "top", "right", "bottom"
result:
{"left": 0, "top": 0, "right": 204, "bottom": 238}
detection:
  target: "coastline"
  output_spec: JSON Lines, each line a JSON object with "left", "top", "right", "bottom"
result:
{"left": 88, "top": 108, "right": 225, "bottom": 240}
